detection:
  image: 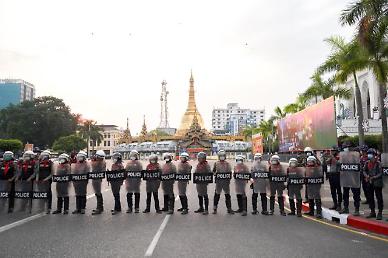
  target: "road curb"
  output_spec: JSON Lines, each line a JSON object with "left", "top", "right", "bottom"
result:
{"left": 302, "top": 201, "right": 388, "bottom": 236}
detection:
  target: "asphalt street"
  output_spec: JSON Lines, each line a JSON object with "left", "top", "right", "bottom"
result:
{"left": 0, "top": 160, "right": 387, "bottom": 257}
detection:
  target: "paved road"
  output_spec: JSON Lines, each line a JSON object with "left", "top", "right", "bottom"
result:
{"left": 0, "top": 160, "right": 387, "bottom": 257}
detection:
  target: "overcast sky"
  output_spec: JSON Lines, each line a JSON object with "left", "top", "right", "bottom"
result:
{"left": 0, "top": 0, "right": 355, "bottom": 134}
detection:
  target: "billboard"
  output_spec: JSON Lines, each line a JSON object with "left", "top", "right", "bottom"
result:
{"left": 252, "top": 133, "right": 264, "bottom": 154}
{"left": 277, "top": 96, "right": 337, "bottom": 152}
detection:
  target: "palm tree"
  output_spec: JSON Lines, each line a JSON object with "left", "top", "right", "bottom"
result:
{"left": 78, "top": 120, "right": 103, "bottom": 156}
{"left": 283, "top": 95, "right": 308, "bottom": 114}
{"left": 317, "top": 36, "right": 368, "bottom": 146}
{"left": 340, "top": 0, "right": 388, "bottom": 151}
{"left": 257, "top": 119, "right": 276, "bottom": 153}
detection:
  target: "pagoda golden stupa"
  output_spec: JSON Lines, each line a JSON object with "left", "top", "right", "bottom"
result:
{"left": 175, "top": 71, "right": 205, "bottom": 136}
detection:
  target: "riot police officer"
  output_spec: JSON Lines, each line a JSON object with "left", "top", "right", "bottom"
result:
{"left": 143, "top": 154, "right": 162, "bottom": 214}
{"left": 269, "top": 155, "right": 286, "bottom": 216}
{"left": 72, "top": 151, "right": 90, "bottom": 214}
{"left": 250, "top": 153, "right": 269, "bottom": 215}
{"left": 194, "top": 152, "right": 211, "bottom": 215}
{"left": 325, "top": 150, "right": 342, "bottom": 211}
{"left": 212, "top": 150, "right": 234, "bottom": 214}
{"left": 0, "top": 151, "right": 17, "bottom": 213}
{"left": 52, "top": 153, "right": 71, "bottom": 214}
{"left": 287, "top": 158, "right": 303, "bottom": 217}
{"left": 110, "top": 152, "right": 124, "bottom": 215}
{"left": 36, "top": 150, "right": 53, "bottom": 214}
{"left": 161, "top": 153, "right": 176, "bottom": 214}
{"left": 177, "top": 152, "right": 191, "bottom": 215}
{"left": 125, "top": 150, "right": 142, "bottom": 213}
{"left": 91, "top": 150, "right": 106, "bottom": 215}
{"left": 15, "top": 151, "right": 37, "bottom": 212}
{"left": 234, "top": 155, "right": 249, "bottom": 216}
{"left": 304, "top": 156, "right": 323, "bottom": 219}
{"left": 364, "top": 148, "right": 384, "bottom": 220}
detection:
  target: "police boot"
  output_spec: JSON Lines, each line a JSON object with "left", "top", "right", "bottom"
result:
{"left": 178, "top": 196, "right": 185, "bottom": 212}
{"left": 296, "top": 199, "right": 302, "bottom": 217}
{"left": 278, "top": 196, "right": 286, "bottom": 216}
{"left": 315, "top": 199, "right": 322, "bottom": 219}
{"left": 92, "top": 194, "right": 103, "bottom": 215}
{"left": 143, "top": 192, "right": 151, "bottom": 213}
{"left": 126, "top": 193, "right": 133, "bottom": 213}
{"left": 261, "top": 193, "right": 268, "bottom": 215}
{"left": 336, "top": 202, "right": 342, "bottom": 212}
{"left": 92, "top": 194, "right": 99, "bottom": 213}
{"left": 72, "top": 196, "right": 81, "bottom": 214}
{"left": 112, "top": 194, "right": 121, "bottom": 215}
{"left": 203, "top": 195, "right": 209, "bottom": 215}
{"left": 181, "top": 196, "right": 189, "bottom": 215}
{"left": 80, "top": 196, "right": 86, "bottom": 214}
{"left": 366, "top": 209, "right": 376, "bottom": 218}
{"left": 251, "top": 193, "right": 258, "bottom": 215}
{"left": 134, "top": 193, "right": 140, "bottom": 213}
{"left": 63, "top": 197, "right": 69, "bottom": 214}
{"left": 154, "top": 192, "right": 162, "bottom": 214}
{"left": 212, "top": 193, "right": 220, "bottom": 214}
{"left": 376, "top": 210, "right": 383, "bottom": 220}
{"left": 353, "top": 206, "right": 360, "bottom": 216}
{"left": 167, "top": 196, "right": 174, "bottom": 215}
{"left": 241, "top": 196, "right": 247, "bottom": 216}
{"left": 288, "top": 198, "right": 296, "bottom": 215}
{"left": 52, "top": 197, "right": 63, "bottom": 214}
{"left": 339, "top": 206, "right": 349, "bottom": 214}
{"left": 269, "top": 196, "right": 275, "bottom": 215}
{"left": 225, "top": 194, "right": 234, "bottom": 214}
{"left": 304, "top": 199, "right": 315, "bottom": 216}
{"left": 235, "top": 194, "right": 243, "bottom": 213}
{"left": 162, "top": 195, "right": 169, "bottom": 212}
{"left": 195, "top": 196, "right": 204, "bottom": 213}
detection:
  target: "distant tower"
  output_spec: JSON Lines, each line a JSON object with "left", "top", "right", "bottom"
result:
{"left": 159, "top": 80, "right": 170, "bottom": 128}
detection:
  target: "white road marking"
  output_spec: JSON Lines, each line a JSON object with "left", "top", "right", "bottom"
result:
{"left": 144, "top": 195, "right": 179, "bottom": 257}
{"left": 0, "top": 188, "right": 110, "bottom": 234}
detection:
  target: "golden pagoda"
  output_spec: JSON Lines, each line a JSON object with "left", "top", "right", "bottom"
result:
{"left": 175, "top": 71, "right": 205, "bottom": 136}
{"left": 118, "top": 117, "right": 132, "bottom": 144}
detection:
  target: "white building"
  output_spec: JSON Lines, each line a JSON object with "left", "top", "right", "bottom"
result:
{"left": 335, "top": 69, "right": 387, "bottom": 136}
{"left": 212, "top": 103, "right": 265, "bottom": 135}
{"left": 0, "top": 79, "right": 35, "bottom": 109}
{"left": 88, "top": 125, "right": 122, "bottom": 156}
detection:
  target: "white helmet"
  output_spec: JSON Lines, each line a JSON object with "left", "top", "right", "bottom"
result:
{"left": 95, "top": 150, "right": 106, "bottom": 159}
{"left": 197, "top": 152, "right": 206, "bottom": 160}
{"left": 112, "top": 152, "right": 122, "bottom": 162}
{"left": 270, "top": 155, "right": 280, "bottom": 164}
{"left": 76, "top": 151, "right": 87, "bottom": 161}
{"left": 23, "top": 150, "right": 35, "bottom": 161}
{"left": 58, "top": 153, "right": 70, "bottom": 164}
{"left": 3, "top": 151, "right": 14, "bottom": 161}
{"left": 254, "top": 153, "right": 262, "bottom": 160}
{"left": 129, "top": 150, "right": 139, "bottom": 160}
{"left": 306, "top": 156, "right": 317, "bottom": 163}
{"left": 163, "top": 153, "right": 173, "bottom": 161}
{"left": 289, "top": 158, "right": 298, "bottom": 166}
{"left": 40, "top": 150, "right": 51, "bottom": 160}
{"left": 149, "top": 154, "right": 158, "bottom": 163}
{"left": 180, "top": 152, "right": 189, "bottom": 159}
{"left": 304, "top": 147, "right": 313, "bottom": 153}
{"left": 236, "top": 155, "right": 244, "bottom": 162}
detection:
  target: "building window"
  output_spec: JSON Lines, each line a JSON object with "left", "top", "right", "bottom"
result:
{"left": 108, "top": 141, "right": 110, "bottom": 147}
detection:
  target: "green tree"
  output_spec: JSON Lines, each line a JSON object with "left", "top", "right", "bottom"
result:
{"left": 317, "top": 36, "right": 368, "bottom": 146}
{"left": 78, "top": 120, "right": 104, "bottom": 156}
{"left": 52, "top": 135, "right": 87, "bottom": 153}
{"left": 0, "top": 96, "right": 78, "bottom": 148}
{"left": 283, "top": 95, "right": 308, "bottom": 114}
{"left": 340, "top": 0, "right": 388, "bottom": 151}
{"left": 257, "top": 119, "right": 276, "bottom": 153}
{"left": 0, "top": 139, "right": 23, "bottom": 152}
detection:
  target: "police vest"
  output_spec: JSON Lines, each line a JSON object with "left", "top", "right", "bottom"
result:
{"left": 38, "top": 160, "right": 52, "bottom": 180}
{"left": 19, "top": 161, "right": 35, "bottom": 180}
{"left": 0, "top": 161, "right": 15, "bottom": 180}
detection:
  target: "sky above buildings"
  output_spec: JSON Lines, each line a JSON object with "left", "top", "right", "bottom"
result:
{"left": 0, "top": 0, "right": 355, "bottom": 134}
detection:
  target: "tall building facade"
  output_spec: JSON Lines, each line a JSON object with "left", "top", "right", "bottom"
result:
{"left": 0, "top": 79, "right": 35, "bottom": 108}
{"left": 212, "top": 103, "right": 265, "bottom": 135}
{"left": 88, "top": 125, "right": 122, "bottom": 156}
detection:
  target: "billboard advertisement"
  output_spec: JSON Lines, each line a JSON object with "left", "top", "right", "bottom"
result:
{"left": 277, "top": 96, "right": 337, "bottom": 152}
{"left": 252, "top": 133, "right": 264, "bottom": 154}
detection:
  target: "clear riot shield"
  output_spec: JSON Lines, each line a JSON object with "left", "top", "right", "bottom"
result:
{"left": 14, "top": 180, "right": 33, "bottom": 212}
{"left": 31, "top": 181, "right": 50, "bottom": 213}
{"left": 0, "top": 180, "right": 11, "bottom": 213}
{"left": 287, "top": 167, "right": 305, "bottom": 185}
{"left": 305, "top": 166, "right": 323, "bottom": 199}
{"left": 339, "top": 151, "right": 361, "bottom": 188}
